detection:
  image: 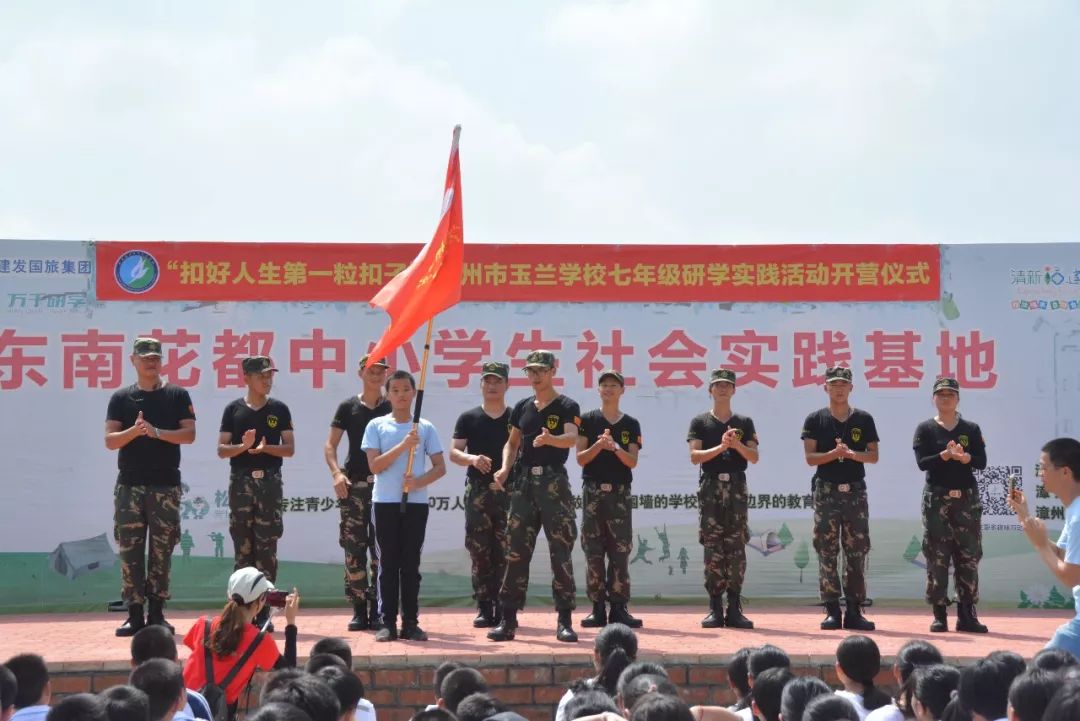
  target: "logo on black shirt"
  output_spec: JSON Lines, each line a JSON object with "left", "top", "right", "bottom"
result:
{"left": 733, "top": 428, "right": 744, "bottom": 440}
{"left": 546, "top": 414, "right": 560, "bottom": 430}
{"left": 851, "top": 427, "right": 862, "bottom": 443}
{"left": 267, "top": 415, "right": 279, "bottom": 429}
{"left": 959, "top": 434, "right": 969, "bottom": 447}
{"left": 620, "top": 430, "right": 630, "bottom": 445}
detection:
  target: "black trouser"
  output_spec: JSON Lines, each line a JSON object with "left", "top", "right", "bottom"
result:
{"left": 372, "top": 502, "right": 430, "bottom": 627}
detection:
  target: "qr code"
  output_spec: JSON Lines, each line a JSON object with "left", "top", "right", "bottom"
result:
{"left": 975, "top": 465, "right": 1022, "bottom": 516}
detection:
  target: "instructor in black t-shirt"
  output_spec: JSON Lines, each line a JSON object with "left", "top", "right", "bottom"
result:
{"left": 801, "top": 365, "right": 878, "bottom": 631}
{"left": 217, "top": 355, "right": 294, "bottom": 630}
{"left": 105, "top": 337, "right": 196, "bottom": 637}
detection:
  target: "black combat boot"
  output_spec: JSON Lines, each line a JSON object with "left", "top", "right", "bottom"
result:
{"left": 487, "top": 607, "right": 518, "bottom": 641}
{"left": 556, "top": 609, "right": 579, "bottom": 642}
{"left": 472, "top": 600, "right": 496, "bottom": 628}
{"left": 724, "top": 590, "right": 754, "bottom": 630}
{"left": 701, "top": 595, "right": 724, "bottom": 629}
{"left": 955, "top": 603, "right": 988, "bottom": 633}
{"left": 842, "top": 599, "right": 876, "bottom": 631}
{"left": 820, "top": 600, "right": 843, "bottom": 630}
{"left": 400, "top": 619, "right": 429, "bottom": 641}
{"left": 115, "top": 603, "right": 145, "bottom": 638}
{"left": 253, "top": 606, "right": 274, "bottom": 633}
{"left": 147, "top": 598, "right": 175, "bottom": 635}
{"left": 930, "top": 604, "right": 948, "bottom": 633}
{"left": 608, "top": 603, "right": 643, "bottom": 629}
{"left": 581, "top": 600, "right": 607, "bottom": 628}
{"left": 348, "top": 602, "right": 369, "bottom": 631}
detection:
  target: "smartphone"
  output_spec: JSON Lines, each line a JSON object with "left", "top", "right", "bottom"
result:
{"left": 266, "top": 589, "right": 288, "bottom": 608}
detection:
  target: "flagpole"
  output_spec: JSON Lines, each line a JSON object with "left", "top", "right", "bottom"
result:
{"left": 400, "top": 316, "right": 436, "bottom": 511}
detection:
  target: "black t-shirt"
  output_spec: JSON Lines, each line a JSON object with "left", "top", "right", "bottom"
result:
{"left": 106, "top": 383, "right": 196, "bottom": 486}
{"left": 579, "top": 410, "right": 642, "bottom": 485}
{"left": 801, "top": 407, "right": 880, "bottom": 486}
{"left": 912, "top": 416, "right": 988, "bottom": 490}
{"left": 510, "top": 394, "right": 581, "bottom": 466}
{"left": 452, "top": 406, "right": 512, "bottom": 482}
{"left": 331, "top": 396, "right": 391, "bottom": 477}
{"left": 687, "top": 412, "right": 757, "bottom": 474}
{"left": 219, "top": 397, "right": 293, "bottom": 471}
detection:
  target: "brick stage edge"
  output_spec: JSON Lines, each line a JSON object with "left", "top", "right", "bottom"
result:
{"left": 1, "top": 607, "right": 1067, "bottom": 721}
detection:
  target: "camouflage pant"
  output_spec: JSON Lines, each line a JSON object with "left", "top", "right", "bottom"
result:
{"left": 813, "top": 481, "right": 871, "bottom": 602}
{"left": 922, "top": 485, "right": 982, "bottom": 604}
{"left": 500, "top": 464, "right": 578, "bottom": 611}
{"left": 699, "top": 473, "right": 749, "bottom": 596}
{"left": 581, "top": 479, "right": 633, "bottom": 603}
{"left": 464, "top": 477, "right": 509, "bottom": 603}
{"left": 339, "top": 474, "right": 378, "bottom": 603}
{"left": 113, "top": 483, "right": 182, "bottom": 604}
{"left": 228, "top": 468, "right": 284, "bottom": 582}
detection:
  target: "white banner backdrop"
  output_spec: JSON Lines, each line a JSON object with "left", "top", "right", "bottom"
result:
{"left": 1, "top": 240, "right": 1078, "bottom": 610}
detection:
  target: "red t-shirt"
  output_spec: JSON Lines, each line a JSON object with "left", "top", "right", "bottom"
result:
{"left": 183, "top": 615, "right": 280, "bottom": 703}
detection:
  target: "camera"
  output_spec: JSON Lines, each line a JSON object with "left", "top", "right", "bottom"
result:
{"left": 266, "top": 590, "right": 288, "bottom": 608}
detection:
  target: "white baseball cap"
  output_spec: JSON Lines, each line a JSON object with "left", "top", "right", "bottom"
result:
{"left": 227, "top": 567, "right": 275, "bottom": 604}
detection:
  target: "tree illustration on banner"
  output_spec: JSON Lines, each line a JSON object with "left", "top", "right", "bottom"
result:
{"left": 794, "top": 540, "right": 810, "bottom": 583}
{"left": 777, "top": 523, "right": 794, "bottom": 548}
{"left": 903, "top": 536, "right": 921, "bottom": 564}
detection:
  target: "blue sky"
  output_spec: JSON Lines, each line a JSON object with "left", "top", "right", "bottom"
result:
{"left": 1, "top": 1, "right": 1077, "bottom": 245}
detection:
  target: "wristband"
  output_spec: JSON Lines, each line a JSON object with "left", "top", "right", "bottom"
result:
{"left": 152, "top": 426, "right": 161, "bottom": 439}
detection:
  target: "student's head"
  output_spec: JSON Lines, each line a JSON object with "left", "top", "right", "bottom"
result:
{"left": 802, "top": 695, "right": 860, "bottom": 721}
{"left": 895, "top": 640, "right": 944, "bottom": 686}
{"left": 565, "top": 690, "right": 619, "bottom": 721}
{"left": 431, "top": 662, "right": 464, "bottom": 702}
{"left": 45, "top": 694, "right": 107, "bottom": 721}
{"left": 411, "top": 711, "right": 456, "bottom": 721}
{"left": 778, "top": 676, "right": 830, "bottom": 721}
{"left": 99, "top": 685, "right": 150, "bottom": 721}
{"left": 315, "top": 666, "right": 364, "bottom": 721}
{"left": 619, "top": 674, "right": 678, "bottom": 718}
{"left": 593, "top": 623, "right": 638, "bottom": 696}
{"left": 385, "top": 370, "right": 417, "bottom": 409}
{"left": 262, "top": 675, "right": 341, "bottom": 721}
{"left": 306, "top": 654, "right": 348, "bottom": 674}
{"left": 913, "top": 665, "right": 961, "bottom": 721}
{"left": 311, "top": 638, "right": 353, "bottom": 669}
{"left": 629, "top": 693, "right": 693, "bottom": 721}
{"left": 1006, "top": 669, "right": 1063, "bottom": 721}
{"left": 748, "top": 645, "right": 790, "bottom": 686}
{"left": 1042, "top": 681, "right": 1080, "bottom": 721}
{"left": 248, "top": 702, "right": 315, "bottom": 721}
{"left": 439, "top": 669, "right": 488, "bottom": 714}
{"left": 128, "top": 659, "right": 186, "bottom": 721}
{"left": 260, "top": 668, "right": 308, "bottom": 702}
{"left": 959, "top": 655, "right": 1023, "bottom": 721}
{"left": 4, "top": 654, "right": 50, "bottom": 708}
{"left": 750, "top": 667, "right": 794, "bottom": 721}
{"left": 836, "top": 635, "right": 889, "bottom": 711}
{"left": 1040, "top": 438, "right": 1080, "bottom": 500}
{"left": 0, "top": 665, "right": 17, "bottom": 721}
{"left": 1032, "top": 648, "right": 1078, "bottom": 672}
{"left": 727, "top": 647, "right": 754, "bottom": 704}
{"left": 987, "top": 651, "right": 1027, "bottom": 681}
{"left": 215, "top": 567, "right": 274, "bottom": 656}
{"left": 453, "top": 693, "right": 503, "bottom": 721}
{"left": 616, "top": 662, "right": 667, "bottom": 698}
{"left": 130, "top": 626, "right": 179, "bottom": 666}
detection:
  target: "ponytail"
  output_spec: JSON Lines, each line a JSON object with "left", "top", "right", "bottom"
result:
{"left": 592, "top": 624, "right": 639, "bottom": 696}
{"left": 596, "top": 646, "right": 633, "bottom": 697}
{"left": 861, "top": 677, "right": 891, "bottom": 711}
{"left": 209, "top": 597, "right": 255, "bottom": 657}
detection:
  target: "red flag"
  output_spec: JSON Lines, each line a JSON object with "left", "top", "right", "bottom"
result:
{"left": 366, "top": 126, "right": 464, "bottom": 362}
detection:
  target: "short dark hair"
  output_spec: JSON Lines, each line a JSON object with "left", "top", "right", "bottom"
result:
{"left": 385, "top": 370, "right": 416, "bottom": 391}
{"left": 261, "top": 668, "right": 308, "bottom": 703}
{"left": 99, "top": 685, "right": 150, "bottom": 721}
{"left": 45, "top": 693, "right": 107, "bottom": 721}
{"left": 247, "top": 701, "right": 315, "bottom": 721}
{"left": 411, "top": 710, "right": 456, "bottom": 721}
{"left": 306, "top": 654, "right": 348, "bottom": 674}
{"left": 896, "top": 640, "right": 944, "bottom": 682}
{"left": 1043, "top": 681, "right": 1080, "bottom": 721}
{"left": 432, "top": 662, "right": 463, "bottom": 698}
{"left": 311, "top": 638, "right": 353, "bottom": 669}
{"left": 565, "top": 689, "right": 618, "bottom": 720}
{"left": 802, "top": 695, "right": 860, "bottom": 721}
{"left": 0, "top": 665, "right": 17, "bottom": 711}
{"left": 750, "top": 667, "right": 794, "bottom": 721}
{"left": 615, "top": 662, "right": 667, "bottom": 700}
{"left": 1008, "top": 669, "right": 1064, "bottom": 721}
{"left": 262, "top": 675, "right": 341, "bottom": 721}
{"left": 779, "top": 676, "right": 831, "bottom": 721}
{"left": 453, "top": 693, "right": 502, "bottom": 721}
{"left": 4, "top": 653, "right": 49, "bottom": 709}
{"left": 1043, "top": 437, "right": 1080, "bottom": 479}
{"left": 959, "top": 655, "right": 1022, "bottom": 720}
{"left": 315, "top": 666, "right": 364, "bottom": 713}
{"left": 620, "top": 674, "right": 678, "bottom": 713}
{"left": 726, "top": 647, "right": 754, "bottom": 703}
{"left": 629, "top": 693, "right": 693, "bottom": 721}
{"left": 130, "top": 626, "right": 178, "bottom": 665}
{"left": 1033, "top": 648, "right": 1079, "bottom": 672}
{"left": 128, "top": 659, "right": 184, "bottom": 721}
{"left": 748, "top": 645, "right": 790, "bottom": 679}
{"left": 915, "top": 664, "right": 961, "bottom": 721}
{"left": 439, "top": 669, "right": 488, "bottom": 714}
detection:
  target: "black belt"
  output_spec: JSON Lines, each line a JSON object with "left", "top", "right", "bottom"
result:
{"left": 701, "top": 471, "right": 746, "bottom": 482}
{"left": 583, "top": 478, "right": 628, "bottom": 491}
{"left": 814, "top": 478, "right": 866, "bottom": 492}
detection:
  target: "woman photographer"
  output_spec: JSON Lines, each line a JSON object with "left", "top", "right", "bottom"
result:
{"left": 182, "top": 567, "right": 299, "bottom": 719}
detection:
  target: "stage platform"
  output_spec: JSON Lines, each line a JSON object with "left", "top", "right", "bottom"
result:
{"left": 1, "top": 606, "right": 1068, "bottom": 721}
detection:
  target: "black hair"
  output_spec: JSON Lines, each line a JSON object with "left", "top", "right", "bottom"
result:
{"left": 99, "top": 685, "right": 150, "bottom": 721}
{"left": 453, "top": 693, "right": 503, "bottom": 721}
{"left": 385, "top": 370, "right": 417, "bottom": 391}
{"left": 1042, "top": 437, "right": 1080, "bottom": 479}
{"left": 1007, "top": 669, "right": 1063, "bottom": 721}
{"left": 836, "top": 635, "right": 890, "bottom": 711}
{"left": 1032, "top": 648, "right": 1079, "bottom": 672}
{"left": 802, "top": 695, "right": 860, "bottom": 721}
{"left": 750, "top": 667, "right": 793, "bottom": 721}
{"left": 432, "top": 662, "right": 464, "bottom": 698}
{"left": 4, "top": 653, "right": 49, "bottom": 709}
{"left": 913, "top": 664, "right": 960, "bottom": 721}
{"left": 586, "top": 623, "right": 638, "bottom": 696}
{"left": 411, "top": 711, "right": 456, "bottom": 721}
{"left": 958, "top": 655, "right": 1021, "bottom": 720}
{"left": 0, "top": 665, "right": 16, "bottom": 711}
{"left": 311, "top": 638, "right": 353, "bottom": 669}
{"left": 748, "top": 645, "right": 790, "bottom": 680}
{"left": 779, "top": 675, "right": 831, "bottom": 721}
{"left": 315, "top": 666, "right": 364, "bottom": 714}
{"left": 615, "top": 662, "right": 668, "bottom": 700}
{"left": 629, "top": 693, "right": 693, "bottom": 721}
{"left": 45, "top": 694, "right": 107, "bottom": 721}
{"left": 262, "top": 675, "right": 341, "bottom": 721}
{"left": 727, "top": 647, "right": 754, "bottom": 709}
{"left": 128, "top": 659, "right": 185, "bottom": 721}
{"left": 987, "top": 651, "right": 1027, "bottom": 680}
{"left": 306, "top": 654, "right": 348, "bottom": 674}
{"left": 130, "top": 626, "right": 178, "bottom": 665}
{"left": 261, "top": 668, "right": 308, "bottom": 703}
{"left": 247, "top": 702, "right": 315, "bottom": 721}
{"left": 896, "top": 640, "right": 944, "bottom": 682}
{"left": 439, "top": 669, "right": 488, "bottom": 714}
{"left": 620, "top": 674, "right": 678, "bottom": 714}
{"left": 565, "top": 689, "right": 619, "bottom": 720}
{"left": 1042, "top": 682, "right": 1080, "bottom": 721}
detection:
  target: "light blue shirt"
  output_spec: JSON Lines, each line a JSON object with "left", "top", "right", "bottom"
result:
{"left": 362, "top": 416, "right": 443, "bottom": 504}
{"left": 12, "top": 706, "right": 50, "bottom": 721}
{"left": 1055, "top": 495, "right": 1080, "bottom": 616}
